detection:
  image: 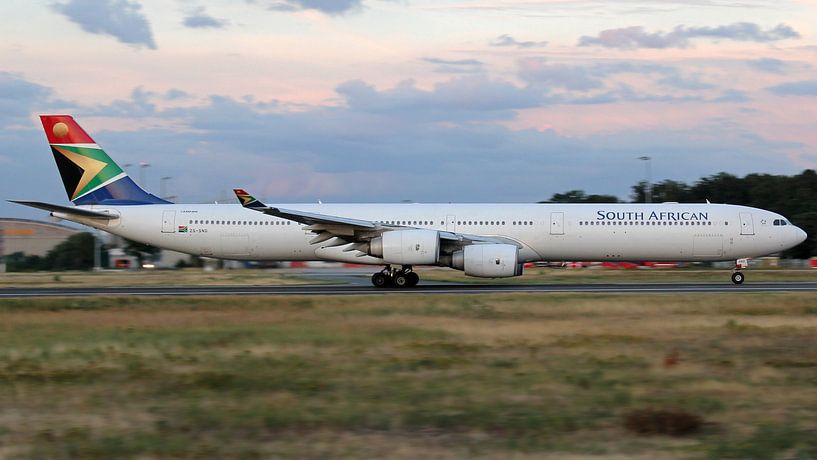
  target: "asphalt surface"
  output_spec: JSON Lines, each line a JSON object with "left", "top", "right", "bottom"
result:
{"left": 3, "top": 282, "right": 817, "bottom": 297}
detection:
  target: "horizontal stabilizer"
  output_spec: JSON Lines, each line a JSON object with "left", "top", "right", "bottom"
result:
{"left": 8, "top": 200, "right": 117, "bottom": 220}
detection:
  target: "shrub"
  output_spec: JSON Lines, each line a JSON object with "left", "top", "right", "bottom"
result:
{"left": 623, "top": 408, "right": 703, "bottom": 436}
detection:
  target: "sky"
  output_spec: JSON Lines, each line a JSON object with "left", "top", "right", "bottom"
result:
{"left": 2, "top": 0, "right": 817, "bottom": 219}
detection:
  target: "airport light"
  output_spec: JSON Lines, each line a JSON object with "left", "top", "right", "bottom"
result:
{"left": 160, "top": 176, "right": 172, "bottom": 200}
{"left": 638, "top": 156, "right": 652, "bottom": 203}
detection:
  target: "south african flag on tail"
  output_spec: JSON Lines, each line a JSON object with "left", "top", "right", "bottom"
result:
{"left": 40, "top": 115, "right": 170, "bottom": 205}
{"left": 233, "top": 189, "right": 267, "bottom": 209}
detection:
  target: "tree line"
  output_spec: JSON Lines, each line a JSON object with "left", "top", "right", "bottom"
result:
{"left": 544, "top": 169, "right": 817, "bottom": 258}
{"left": 2, "top": 233, "right": 193, "bottom": 272}
{"left": 4, "top": 233, "right": 97, "bottom": 271}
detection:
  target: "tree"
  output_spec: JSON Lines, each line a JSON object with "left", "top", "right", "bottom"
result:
{"left": 3, "top": 252, "right": 44, "bottom": 272}
{"left": 544, "top": 190, "right": 619, "bottom": 203}
{"left": 652, "top": 180, "right": 692, "bottom": 203}
{"left": 43, "top": 232, "right": 95, "bottom": 270}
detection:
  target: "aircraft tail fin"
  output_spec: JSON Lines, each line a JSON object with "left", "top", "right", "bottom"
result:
{"left": 233, "top": 188, "right": 268, "bottom": 209}
{"left": 40, "top": 115, "right": 170, "bottom": 205}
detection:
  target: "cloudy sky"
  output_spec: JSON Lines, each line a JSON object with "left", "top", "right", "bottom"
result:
{"left": 2, "top": 0, "right": 817, "bottom": 218}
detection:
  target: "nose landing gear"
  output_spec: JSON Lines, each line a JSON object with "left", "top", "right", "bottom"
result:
{"left": 371, "top": 265, "right": 420, "bottom": 288}
{"left": 731, "top": 258, "right": 748, "bottom": 285}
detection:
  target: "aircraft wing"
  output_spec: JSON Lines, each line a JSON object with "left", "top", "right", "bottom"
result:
{"left": 232, "top": 189, "right": 515, "bottom": 247}
{"left": 262, "top": 206, "right": 378, "bottom": 229}
{"left": 234, "top": 189, "right": 376, "bottom": 230}
{"left": 8, "top": 200, "right": 118, "bottom": 220}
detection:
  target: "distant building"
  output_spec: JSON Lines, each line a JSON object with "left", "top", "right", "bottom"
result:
{"left": 0, "top": 218, "right": 82, "bottom": 260}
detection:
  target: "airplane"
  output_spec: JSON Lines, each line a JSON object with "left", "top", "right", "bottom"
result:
{"left": 10, "top": 115, "right": 807, "bottom": 288}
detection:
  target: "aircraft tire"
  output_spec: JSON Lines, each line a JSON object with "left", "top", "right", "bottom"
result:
{"left": 407, "top": 271, "right": 419, "bottom": 287}
{"left": 731, "top": 271, "right": 745, "bottom": 285}
{"left": 372, "top": 272, "right": 389, "bottom": 288}
{"left": 393, "top": 273, "right": 410, "bottom": 288}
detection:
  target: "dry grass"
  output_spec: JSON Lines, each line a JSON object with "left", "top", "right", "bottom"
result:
{"left": 1, "top": 294, "right": 816, "bottom": 459}
{"left": 418, "top": 267, "right": 817, "bottom": 284}
{"left": 0, "top": 269, "right": 316, "bottom": 287}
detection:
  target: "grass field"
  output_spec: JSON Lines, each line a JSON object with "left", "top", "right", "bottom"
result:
{"left": 418, "top": 267, "right": 817, "bottom": 284}
{"left": 0, "top": 269, "right": 318, "bottom": 288}
{"left": 1, "top": 293, "right": 816, "bottom": 459}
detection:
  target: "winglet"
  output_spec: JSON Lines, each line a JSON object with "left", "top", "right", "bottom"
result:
{"left": 233, "top": 188, "right": 268, "bottom": 209}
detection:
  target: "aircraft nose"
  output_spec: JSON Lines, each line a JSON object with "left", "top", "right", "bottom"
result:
{"left": 796, "top": 227, "right": 807, "bottom": 245}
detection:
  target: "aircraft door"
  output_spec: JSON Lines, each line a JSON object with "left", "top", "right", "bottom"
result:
{"left": 550, "top": 212, "right": 564, "bottom": 235}
{"left": 446, "top": 215, "right": 456, "bottom": 232}
{"left": 739, "top": 212, "right": 755, "bottom": 235}
{"left": 161, "top": 210, "right": 176, "bottom": 233}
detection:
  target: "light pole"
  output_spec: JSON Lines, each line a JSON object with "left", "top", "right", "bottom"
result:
{"left": 139, "top": 162, "right": 150, "bottom": 188}
{"left": 0, "top": 230, "right": 5, "bottom": 273}
{"left": 93, "top": 229, "right": 102, "bottom": 271}
{"left": 638, "top": 156, "right": 652, "bottom": 203}
{"left": 160, "top": 176, "right": 172, "bottom": 200}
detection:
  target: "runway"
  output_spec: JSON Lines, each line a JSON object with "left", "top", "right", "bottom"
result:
{"left": 3, "top": 282, "right": 817, "bottom": 297}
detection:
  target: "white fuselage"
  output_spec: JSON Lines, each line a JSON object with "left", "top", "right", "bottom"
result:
{"left": 60, "top": 202, "right": 805, "bottom": 264}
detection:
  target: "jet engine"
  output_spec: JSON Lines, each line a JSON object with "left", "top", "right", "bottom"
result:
{"left": 451, "top": 244, "right": 523, "bottom": 278}
{"left": 369, "top": 229, "right": 440, "bottom": 265}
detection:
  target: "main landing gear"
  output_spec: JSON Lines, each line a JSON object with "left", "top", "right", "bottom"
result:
{"left": 731, "top": 258, "right": 748, "bottom": 285}
{"left": 371, "top": 265, "right": 420, "bottom": 288}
